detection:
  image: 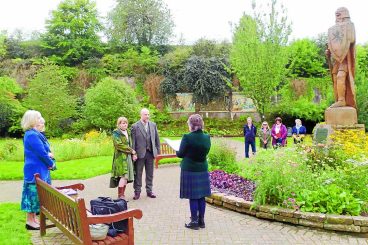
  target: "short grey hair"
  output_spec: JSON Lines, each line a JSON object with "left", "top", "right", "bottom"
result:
{"left": 188, "top": 114, "right": 204, "bottom": 132}
{"left": 21, "top": 110, "right": 42, "bottom": 131}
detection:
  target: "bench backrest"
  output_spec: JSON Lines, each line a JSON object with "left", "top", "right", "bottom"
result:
{"left": 160, "top": 143, "right": 176, "bottom": 155}
{"left": 36, "top": 176, "right": 92, "bottom": 244}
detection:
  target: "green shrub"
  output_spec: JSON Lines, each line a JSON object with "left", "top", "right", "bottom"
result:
{"left": 84, "top": 77, "right": 139, "bottom": 131}
{"left": 301, "top": 144, "right": 349, "bottom": 171}
{"left": 23, "top": 64, "right": 77, "bottom": 136}
{"left": 208, "top": 141, "right": 238, "bottom": 173}
{"left": 296, "top": 184, "right": 363, "bottom": 215}
{"left": 240, "top": 147, "right": 317, "bottom": 206}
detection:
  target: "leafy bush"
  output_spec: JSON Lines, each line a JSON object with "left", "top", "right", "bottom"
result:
{"left": 208, "top": 141, "right": 238, "bottom": 173}
{"left": 241, "top": 147, "right": 317, "bottom": 206}
{"left": 0, "top": 76, "right": 25, "bottom": 135}
{"left": 83, "top": 77, "right": 139, "bottom": 130}
{"left": 301, "top": 144, "right": 349, "bottom": 171}
{"left": 296, "top": 184, "right": 362, "bottom": 215}
{"left": 23, "top": 64, "right": 76, "bottom": 136}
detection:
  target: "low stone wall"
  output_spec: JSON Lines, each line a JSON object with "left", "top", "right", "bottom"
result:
{"left": 206, "top": 192, "right": 368, "bottom": 233}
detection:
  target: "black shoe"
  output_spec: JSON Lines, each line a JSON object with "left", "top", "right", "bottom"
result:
{"left": 133, "top": 192, "right": 140, "bottom": 200}
{"left": 147, "top": 192, "right": 157, "bottom": 198}
{"left": 185, "top": 219, "right": 199, "bottom": 230}
{"left": 25, "top": 224, "right": 40, "bottom": 230}
{"left": 198, "top": 217, "right": 205, "bottom": 228}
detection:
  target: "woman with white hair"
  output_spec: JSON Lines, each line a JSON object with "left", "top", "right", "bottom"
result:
{"left": 292, "top": 119, "right": 307, "bottom": 144}
{"left": 20, "top": 110, "right": 55, "bottom": 230}
{"left": 176, "top": 114, "right": 211, "bottom": 230}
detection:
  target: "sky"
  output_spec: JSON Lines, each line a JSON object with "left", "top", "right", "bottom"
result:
{"left": 0, "top": 0, "right": 366, "bottom": 44}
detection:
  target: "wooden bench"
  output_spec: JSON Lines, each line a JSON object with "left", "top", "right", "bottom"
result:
{"left": 154, "top": 143, "right": 177, "bottom": 168}
{"left": 35, "top": 174, "right": 143, "bottom": 245}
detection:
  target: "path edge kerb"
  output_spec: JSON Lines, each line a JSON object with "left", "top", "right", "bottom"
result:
{"left": 206, "top": 192, "right": 368, "bottom": 234}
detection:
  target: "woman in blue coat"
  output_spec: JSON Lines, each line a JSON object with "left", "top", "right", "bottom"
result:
{"left": 292, "top": 119, "right": 307, "bottom": 144}
{"left": 20, "top": 110, "right": 55, "bottom": 230}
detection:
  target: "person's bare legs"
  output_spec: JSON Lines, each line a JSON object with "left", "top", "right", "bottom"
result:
{"left": 27, "top": 212, "right": 39, "bottom": 227}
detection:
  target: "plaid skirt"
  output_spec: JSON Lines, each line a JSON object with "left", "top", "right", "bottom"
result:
{"left": 21, "top": 182, "right": 40, "bottom": 213}
{"left": 180, "top": 170, "right": 211, "bottom": 199}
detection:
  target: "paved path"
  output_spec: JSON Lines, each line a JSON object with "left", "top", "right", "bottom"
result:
{"left": 1, "top": 139, "right": 367, "bottom": 244}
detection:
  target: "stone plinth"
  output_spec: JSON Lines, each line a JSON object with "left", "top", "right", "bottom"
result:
{"left": 325, "top": 106, "right": 357, "bottom": 125}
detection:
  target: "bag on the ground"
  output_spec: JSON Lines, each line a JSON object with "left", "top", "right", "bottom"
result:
{"left": 90, "top": 197, "right": 128, "bottom": 234}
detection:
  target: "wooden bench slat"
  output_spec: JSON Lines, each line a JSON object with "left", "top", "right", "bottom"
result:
{"left": 154, "top": 142, "right": 178, "bottom": 168}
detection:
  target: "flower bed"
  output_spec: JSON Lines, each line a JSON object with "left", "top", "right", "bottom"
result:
{"left": 209, "top": 170, "right": 255, "bottom": 201}
{"left": 206, "top": 192, "right": 368, "bottom": 233}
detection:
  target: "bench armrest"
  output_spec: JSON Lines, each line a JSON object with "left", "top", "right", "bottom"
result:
{"left": 87, "top": 209, "right": 143, "bottom": 224}
{"left": 56, "top": 183, "right": 85, "bottom": 191}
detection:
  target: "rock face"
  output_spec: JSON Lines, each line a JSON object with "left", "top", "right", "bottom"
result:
{"left": 325, "top": 107, "right": 357, "bottom": 125}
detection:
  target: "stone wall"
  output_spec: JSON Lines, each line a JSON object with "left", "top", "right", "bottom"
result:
{"left": 206, "top": 192, "right": 368, "bottom": 233}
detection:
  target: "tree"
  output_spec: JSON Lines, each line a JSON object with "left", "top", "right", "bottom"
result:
{"left": 183, "top": 56, "right": 232, "bottom": 110}
{"left": 107, "top": 0, "right": 174, "bottom": 46}
{"left": 160, "top": 46, "right": 193, "bottom": 98}
{"left": 84, "top": 77, "right": 139, "bottom": 130}
{"left": 42, "top": 0, "right": 103, "bottom": 65}
{"left": 24, "top": 64, "right": 76, "bottom": 136}
{"left": 0, "top": 76, "right": 25, "bottom": 136}
{"left": 192, "top": 38, "right": 230, "bottom": 58}
{"left": 356, "top": 44, "right": 368, "bottom": 128}
{"left": 0, "top": 33, "right": 6, "bottom": 59}
{"left": 287, "top": 39, "right": 327, "bottom": 78}
{"left": 230, "top": 0, "right": 291, "bottom": 119}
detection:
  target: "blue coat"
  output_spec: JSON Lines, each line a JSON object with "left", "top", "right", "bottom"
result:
{"left": 291, "top": 126, "right": 306, "bottom": 135}
{"left": 243, "top": 124, "right": 257, "bottom": 142}
{"left": 23, "top": 129, "right": 54, "bottom": 183}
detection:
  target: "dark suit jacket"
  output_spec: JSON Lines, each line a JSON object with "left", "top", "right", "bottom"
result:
{"left": 176, "top": 130, "right": 211, "bottom": 172}
{"left": 131, "top": 120, "right": 160, "bottom": 158}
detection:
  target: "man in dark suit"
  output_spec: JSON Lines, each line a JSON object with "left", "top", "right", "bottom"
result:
{"left": 131, "top": 108, "right": 161, "bottom": 200}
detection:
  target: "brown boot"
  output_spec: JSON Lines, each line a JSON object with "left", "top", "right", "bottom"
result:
{"left": 118, "top": 186, "right": 126, "bottom": 199}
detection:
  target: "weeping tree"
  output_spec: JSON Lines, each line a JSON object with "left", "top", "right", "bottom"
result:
{"left": 230, "top": 0, "right": 291, "bottom": 119}
{"left": 161, "top": 54, "right": 232, "bottom": 112}
{"left": 183, "top": 56, "right": 232, "bottom": 111}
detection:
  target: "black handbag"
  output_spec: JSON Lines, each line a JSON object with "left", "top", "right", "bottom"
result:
{"left": 90, "top": 197, "right": 128, "bottom": 233}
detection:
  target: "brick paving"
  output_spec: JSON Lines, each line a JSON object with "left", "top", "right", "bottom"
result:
{"left": 1, "top": 139, "right": 368, "bottom": 244}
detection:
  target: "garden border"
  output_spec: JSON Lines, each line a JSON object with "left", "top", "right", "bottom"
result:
{"left": 206, "top": 191, "right": 368, "bottom": 234}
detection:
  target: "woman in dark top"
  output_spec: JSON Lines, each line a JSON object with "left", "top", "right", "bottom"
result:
{"left": 177, "top": 114, "right": 211, "bottom": 230}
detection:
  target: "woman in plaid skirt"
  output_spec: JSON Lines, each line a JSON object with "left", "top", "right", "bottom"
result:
{"left": 176, "top": 114, "right": 211, "bottom": 230}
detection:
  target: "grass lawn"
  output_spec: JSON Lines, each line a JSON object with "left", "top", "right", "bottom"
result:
{"left": 0, "top": 156, "right": 112, "bottom": 180}
{"left": 0, "top": 155, "right": 179, "bottom": 181}
{"left": 0, "top": 203, "right": 31, "bottom": 245}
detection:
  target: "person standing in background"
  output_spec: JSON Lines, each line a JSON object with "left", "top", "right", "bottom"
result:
{"left": 271, "top": 117, "right": 288, "bottom": 148}
{"left": 131, "top": 108, "right": 160, "bottom": 200}
{"left": 243, "top": 117, "right": 256, "bottom": 158}
{"left": 258, "top": 121, "right": 271, "bottom": 149}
